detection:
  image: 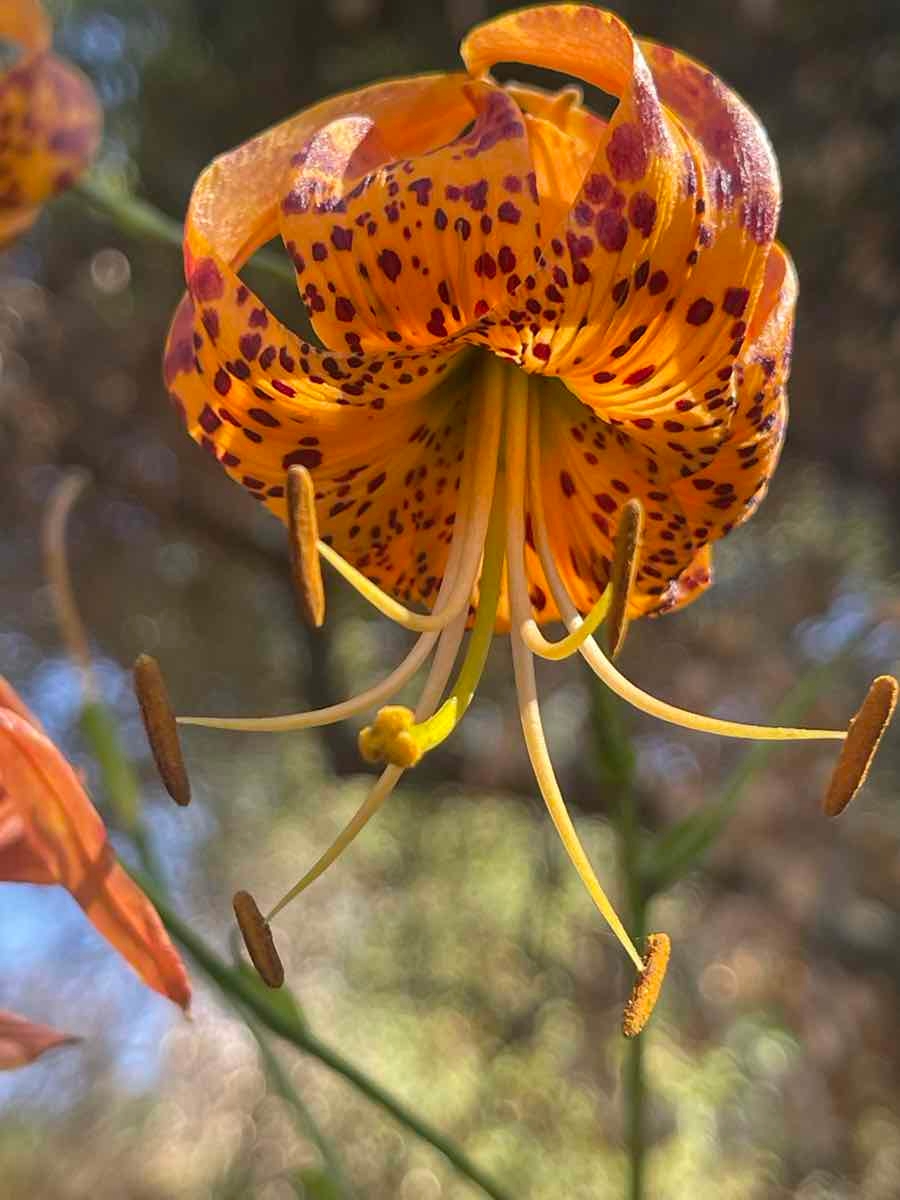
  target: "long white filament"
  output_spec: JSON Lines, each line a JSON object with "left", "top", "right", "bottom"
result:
{"left": 180, "top": 385, "right": 502, "bottom": 732}
{"left": 505, "top": 368, "right": 644, "bottom": 972}
{"left": 266, "top": 559, "right": 470, "bottom": 921}
{"left": 524, "top": 391, "right": 845, "bottom": 744}
{"left": 313, "top": 381, "right": 504, "bottom": 634}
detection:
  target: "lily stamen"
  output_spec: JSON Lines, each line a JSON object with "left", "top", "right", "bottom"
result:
{"left": 622, "top": 934, "right": 671, "bottom": 1037}
{"left": 506, "top": 366, "right": 648, "bottom": 975}
{"left": 233, "top": 890, "right": 285, "bottom": 988}
{"left": 823, "top": 675, "right": 899, "bottom": 817}
{"left": 311, "top": 387, "right": 503, "bottom": 636}
{"left": 264, "top": 608, "right": 469, "bottom": 923}
{"left": 359, "top": 465, "right": 507, "bottom": 769}
{"left": 134, "top": 654, "right": 191, "bottom": 807}
{"left": 287, "top": 465, "right": 326, "bottom": 628}
{"left": 606, "top": 498, "right": 643, "bottom": 660}
{"left": 525, "top": 405, "right": 859, "bottom": 747}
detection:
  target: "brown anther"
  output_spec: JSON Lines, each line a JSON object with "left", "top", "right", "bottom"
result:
{"left": 233, "top": 890, "right": 284, "bottom": 989}
{"left": 133, "top": 653, "right": 190, "bottom": 807}
{"left": 287, "top": 465, "right": 325, "bottom": 628}
{"left": 607, "top": 498, "right": 644, "bottom": 660}
{"left": 823, "top": 675, "right": 898, "bottom": 817}
{"left": 622, "top": 932, "right": 670, "bottom": 1038}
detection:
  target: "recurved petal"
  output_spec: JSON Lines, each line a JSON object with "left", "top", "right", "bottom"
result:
{"left": 531, "top": 375, "right": 710, "bottom": 616}
{"left": 553, "top": 34, "right": 782, "bottom": 472}
{"left": 188, "top": 73, "right": 474, "bottom": 269}
{"left": 462, "top": 8, "right": 699, "bottom": 378}
{"left": 278, "top": 81, "right": 542, "bottom": 351}
{"left": 167, "top": 285, "right": 474, "bottom": 607}
{"left": 0, "top": 710, "right": 191, "bottom": 1009}
{"left": 667, "top": 243, "right": 795, "bottom": 549}
{"left": 0, "top": 1010, "right": 78, "bottom": 1071}
{"left": 0, "top": 52, "right": 101, "bottom": 238}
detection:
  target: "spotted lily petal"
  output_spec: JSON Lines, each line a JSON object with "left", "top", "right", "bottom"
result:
{"left": 279, "top": 81, "right": 543, "bottom": 351}
{"left": 0, "top": 0, "right": 101, "bottom": 245}
{"left": 0, "top": 1009, "right": 78, "bottom": 1070}
{"left": 0, "top": 708, "right": 191, "bottom": 1009}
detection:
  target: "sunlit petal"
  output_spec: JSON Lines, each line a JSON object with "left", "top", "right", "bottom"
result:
{"left": 0, "top": 709, "right": 191, "bottom": 1009}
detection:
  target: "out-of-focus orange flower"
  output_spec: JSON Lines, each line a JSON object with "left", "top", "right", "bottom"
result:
{"left": 0, "top": 0, "right": 101, "bottom": 246}
{"left": 162, "top": 5, "right": 894, "bottom": 1028}
{"left": 0, "top": 678, "right": 190, "bottom": 1010}
{"left": 0, "top": 1008, "right": 78, "bottom": 1070}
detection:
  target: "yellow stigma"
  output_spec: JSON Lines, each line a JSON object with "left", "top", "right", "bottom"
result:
{"left": 622, "top": 933, "right": 671, "bottom": 1038}
{"left": 359, "top": 705, "right": 422, "bottom": 768}
{"left": 360, "top": 464, "right": 508, "bottom": 772}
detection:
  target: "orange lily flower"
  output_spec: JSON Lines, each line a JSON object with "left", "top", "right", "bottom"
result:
{"left": 163, "top": 6, "right": 895, "bottom": 1022}
{"left": 0, "top": 0, "right": 101, "bottom": 246}
{"left": 0, "top": 1008, "right": 78, "bottom": 1070}
{"left": 0, "top": 678, "right": 190, "bottom": 1010}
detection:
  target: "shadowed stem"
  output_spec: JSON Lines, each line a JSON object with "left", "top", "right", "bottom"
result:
{"left": 590, "top": 681, "right": 647, "bottom": 1200}
{"left": 244, "top": 1010, "right": 355, "bottom": 1200}
{"left": 138, "top": 873, "right": 514, "bottom": 1200}
{"left": 620, "top": 782, "right": 647, "bottom": 1200}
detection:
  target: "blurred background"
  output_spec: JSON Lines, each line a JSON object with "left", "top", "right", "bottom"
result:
{"left": 2, "top": 1, "right": 900, "bottom": 1197}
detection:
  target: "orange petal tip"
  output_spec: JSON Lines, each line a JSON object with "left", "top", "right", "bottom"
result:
{"left": 607, "top": 499, "right": 644, "bottom": 660}
{"left": 622, "top": 932, "right": 670, "bottom": 1038}
{"left": 133, "top": 654, "right": 191, "bottom": 807}
{"left": 823, "top": 675, "right": 898, "bottom": 817}
{"left": 287, "top": 465, "right": 326, "bottom": 629}
{"left": 233, "top": 890, "right": 285, "bottom": 989}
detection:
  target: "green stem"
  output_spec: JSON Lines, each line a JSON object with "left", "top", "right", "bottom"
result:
{"left": 139, "top": 875, "right": 513, "bottom": 1200}
{"left": 619, "top": 775, "right": 647, "bottom": 1200}
{"left": 244, "top": 1011, "right": 355, "bottom": 1200}
{"left": 73, "top": 174, "right": 296, "bottom": 285}
{"left": 591, "top": 682, "right": 647, "bottom": 1200}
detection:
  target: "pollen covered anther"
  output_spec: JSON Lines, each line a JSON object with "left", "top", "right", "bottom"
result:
{"left": 233, "top": 890, "right": 285, "bottom": 988}
{"left": 622, "top": 932, "right": 670, "bottom": 1038}
{"left": 823, "top": 675, "right": 899, "bottom": 817}
{"left": 287, "top": 465, "right": 326, "bottom": 629}
{"left": 133, "top": 654, "right": 191, "bottom": 807}
{"left": 606, "top": 499, "right": 644, "bottom": 660}
{"left": 358, "top": 705, "right": 422, "bottom": 768}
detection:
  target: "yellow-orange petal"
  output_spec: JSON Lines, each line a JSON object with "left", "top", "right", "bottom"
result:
{"left": 462, "top": 9, "right": 699, "bottom": 384}
{"left": 0, "top": 1010, "right": 78, "bottom": 1070}
{"left": 189, "top": 73, "right": 473, "bottom": 269}
{"left": 0, "top": 52, "right": 101, "bottom": 243}
{"left": 278, "top": 81, "right": 542, "bottom": 351}
{"left": 165, "top": 285, "right": 475, "bottom": 608}
{"left": 0, "top": 709, "right": 191, "bottom": 1009}
{"left": 0, "top": 0, "right": 51, "bottom": 55}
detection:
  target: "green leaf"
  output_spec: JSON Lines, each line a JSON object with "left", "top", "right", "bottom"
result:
{"left": 297, "top": 1168, "right": 343, "bottom": 1200}
{"left": 79, "top": 699, "right": 141, "bottom": 832}
{"left": 234, "top": 961, "right": 309, "bottom": 1031}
